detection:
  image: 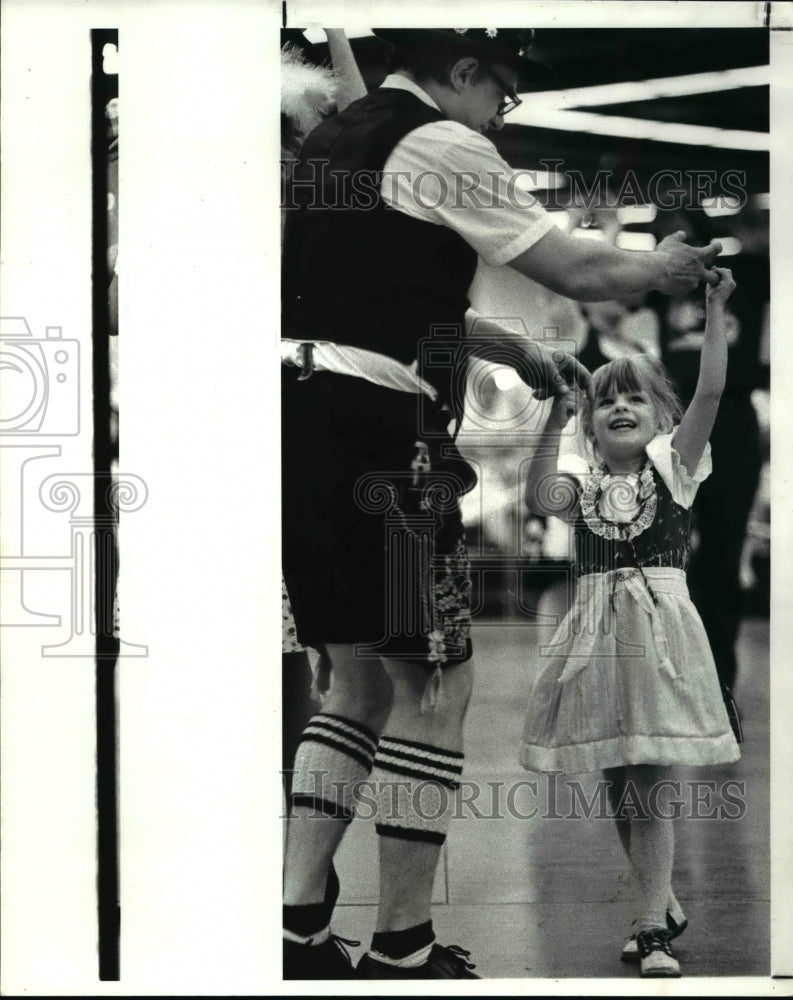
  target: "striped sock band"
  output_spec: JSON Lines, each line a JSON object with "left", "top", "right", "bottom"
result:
{"left": 290, "top": 713, "right": 379, "bottom": 822}
{"left": 372, "top": 736, "right": 464, "bottom": 845}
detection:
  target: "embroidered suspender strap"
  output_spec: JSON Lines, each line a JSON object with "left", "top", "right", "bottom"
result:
{"left": 281, "top": 340, "right": 438, "bottom": 401}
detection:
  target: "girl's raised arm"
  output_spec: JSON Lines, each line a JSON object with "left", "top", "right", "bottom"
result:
{"left": 672, "top": 267, "right": 735, "bottom": 476}
{"left": 524, "top": 391, "right": 581, "bottom": 521}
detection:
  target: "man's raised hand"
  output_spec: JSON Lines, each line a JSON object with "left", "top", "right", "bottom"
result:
{"left": 527, "top": 343, "right": 592, "bottom": 402}
{"left": 656, "top": 231, "right": 723, "bottom": 295}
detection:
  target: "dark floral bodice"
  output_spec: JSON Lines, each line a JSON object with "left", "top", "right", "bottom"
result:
{"left": 572, "top": 465, "right": 691, "bottom": 578}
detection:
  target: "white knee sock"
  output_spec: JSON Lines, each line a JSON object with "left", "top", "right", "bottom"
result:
{"left": 291, "top": 712, "right": 379, "bottom": 821}
{"left": 630, "top": 815, "right": 675, "bottom": 933}
{"left": 371, "top": 736, "right": 463, "bottom": 844}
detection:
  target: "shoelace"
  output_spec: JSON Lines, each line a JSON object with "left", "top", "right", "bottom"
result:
{"left": 636, "top": 929, "right": 673, "bottom": 959}
{"left": 330, "top": 935, "right": 360, "bottom": 963}
{"left": 441, "top": 944, "right": 477, "bottom": 971}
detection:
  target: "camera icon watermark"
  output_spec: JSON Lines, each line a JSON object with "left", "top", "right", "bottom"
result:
{"left": 417, "top": 320, "right": 580, "bottom": 444}
{"left": 0, "top": 316, "right": 80, "bottom": 436}
{"left": 1, "top": 315, "right": 147, "bottom": 656}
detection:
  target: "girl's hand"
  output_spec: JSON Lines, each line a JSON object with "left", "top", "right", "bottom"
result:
{"left": 547, "top": 387, "right": 580, "bottom": 430}
{"left": 706, "top": 266, "right": 736, "bottom": 306}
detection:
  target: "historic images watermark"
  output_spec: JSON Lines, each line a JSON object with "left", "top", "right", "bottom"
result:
{"left": 0, "top": 315, "right": 148, "bottom": 656}
{"left": 281, "top": 770, "right": 747, "bottom": 822}
{"left": 282, "top": 159, "right": 747, "bottom": 214}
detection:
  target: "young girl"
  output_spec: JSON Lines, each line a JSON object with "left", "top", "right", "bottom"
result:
{"left": 520, "top": 267, "right": 741, "bottom": 978}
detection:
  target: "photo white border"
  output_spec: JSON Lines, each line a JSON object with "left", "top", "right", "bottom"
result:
{"left": 1, "top": 0, "right": 789, "bottom": 994}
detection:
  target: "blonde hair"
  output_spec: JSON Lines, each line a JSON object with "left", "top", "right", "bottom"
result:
{"left": 582, "top": 354, "right": 683, "bottom": 451}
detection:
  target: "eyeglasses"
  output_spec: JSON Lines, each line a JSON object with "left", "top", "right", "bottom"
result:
{"left": 482, "top": 65, "right": 522, "bottom": 116}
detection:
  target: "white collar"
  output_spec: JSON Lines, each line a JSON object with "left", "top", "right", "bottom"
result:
{"left": 380, "top": 73, "right": 442, "bottom": 112}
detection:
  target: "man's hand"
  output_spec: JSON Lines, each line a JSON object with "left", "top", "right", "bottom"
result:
{"left": 655, "top": 232, "right": 722, "bottom": 296}
{"left": 523, "top": 341, "right": 592, "bottom": 402}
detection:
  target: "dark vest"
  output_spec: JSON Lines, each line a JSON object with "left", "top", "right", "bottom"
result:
{"left": 282, "top": 88, "right": 479, "bottom": 407}
{"left": 572, "top": 467, "right": 691, "bottom": 578}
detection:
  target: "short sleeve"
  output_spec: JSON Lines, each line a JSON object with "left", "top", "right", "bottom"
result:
{"left": 645, "top": 430, "right": 712, "bottom": 508}
{"left": 381, "top": 121, "right": 556, "bottom": 266}
{"left": 557, "top": 451, "right": 591, "bottom": 484}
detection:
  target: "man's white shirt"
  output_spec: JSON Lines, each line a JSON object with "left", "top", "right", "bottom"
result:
{"left": 379, "top": 74, "right": 556, "bottom": 267}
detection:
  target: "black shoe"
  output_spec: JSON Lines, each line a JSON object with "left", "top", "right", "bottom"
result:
{"left": 357, "top": 943, "right": 479, "bottom": 979}
{"left": 283, "top": 935, "right": 358, "bottom": 980}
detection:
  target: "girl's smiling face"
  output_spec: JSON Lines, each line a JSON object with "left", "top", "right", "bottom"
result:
{"left": 591, "top": 387, "right": 660, "bottom": 469}
{"left": 583, "top": 356, "right": 683, "bottom": 471}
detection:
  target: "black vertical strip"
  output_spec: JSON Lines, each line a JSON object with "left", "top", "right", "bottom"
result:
{"left": 91, "top": 28, "right": 120, "bottom": 981}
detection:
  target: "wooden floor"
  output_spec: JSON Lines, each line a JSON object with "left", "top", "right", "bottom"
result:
{"left": 330, "top": 613, "right": 770, "bottom": 980}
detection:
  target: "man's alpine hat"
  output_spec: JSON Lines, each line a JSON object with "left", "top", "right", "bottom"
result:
{"left": 372, "top": 28, "right": 553, "bottom": 88}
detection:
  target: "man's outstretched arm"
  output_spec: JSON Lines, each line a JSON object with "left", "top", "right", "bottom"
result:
{"left": 508, "top": 228, "right": 721, "bottom": 302}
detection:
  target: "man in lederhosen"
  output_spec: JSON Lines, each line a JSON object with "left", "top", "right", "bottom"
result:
{"left": 281, "top": 28, "right": 721, "bottom": 979}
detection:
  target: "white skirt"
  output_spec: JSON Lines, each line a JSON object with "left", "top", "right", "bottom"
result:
{"left": 519, "top": 567, "right": 741, "bottom": 774}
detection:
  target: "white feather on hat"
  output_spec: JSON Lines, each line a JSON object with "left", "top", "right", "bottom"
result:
{"left": 280, "top": 44, "right": 339, "bottom": 137}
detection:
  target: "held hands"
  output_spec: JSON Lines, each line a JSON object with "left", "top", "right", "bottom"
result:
{"left": 524, "top": 341, "right": 592, "bottom": 403}
{"left": 656, "top": 231, "right": 722, "bottom": 296}
{"left": 546, "top": 386, "right": 581, "bottom": 430}
{"left": 706, "top": 266, "right": 736, "bottom": 307}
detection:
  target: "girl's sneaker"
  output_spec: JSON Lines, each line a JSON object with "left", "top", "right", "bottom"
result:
{"left": 636, "top": 929, "right": 681, "bottom": 978}
{"left": 621, "top": 907, "right": 688, "bottom": 961}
